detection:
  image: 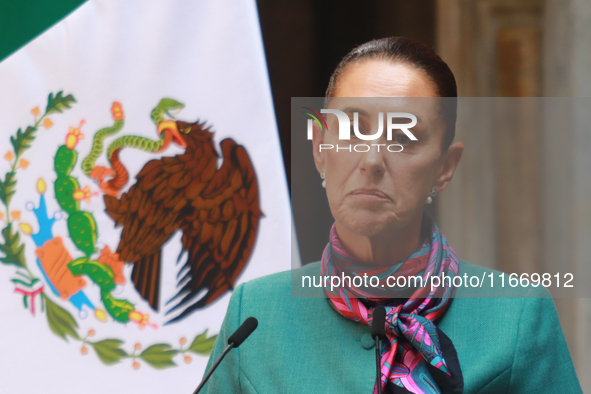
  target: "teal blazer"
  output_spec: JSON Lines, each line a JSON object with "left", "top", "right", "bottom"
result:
{"left": 201, "top": 261, "right": 582, "bottom": 393}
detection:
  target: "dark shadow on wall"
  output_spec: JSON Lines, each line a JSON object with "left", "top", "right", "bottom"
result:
{"left": 257, "top": 0, "right": 437, "bottom": 264}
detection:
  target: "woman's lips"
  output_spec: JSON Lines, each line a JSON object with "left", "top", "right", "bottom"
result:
{"left": 349, "top": 188, "right": 391, "bottom": 201}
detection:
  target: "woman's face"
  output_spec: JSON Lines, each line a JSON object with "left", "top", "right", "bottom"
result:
{"left": 313, "top": 60, "right": 462, "bottom": 238}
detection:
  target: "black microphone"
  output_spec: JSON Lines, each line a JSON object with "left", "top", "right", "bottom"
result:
{"left": 371, "top": 306, "right": 386, "bottom": 394}
{"left": 193, "top": 317, "right": 259, "bottom": 394}
{"left": 227, "top": 317, "right": 258, "bottom": 347}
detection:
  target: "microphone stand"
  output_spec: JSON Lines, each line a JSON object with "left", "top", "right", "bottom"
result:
{"left": 374, "top": 336, "right": 382, "bottom": 394}
{"left": 372, "top": 306, "right": 386, "bottom": 394}
{"left": 193, "top": 317, "right": 258, "bottom": 394}
{"left": 193, "top": 342, "right": 234, "bottom": 394}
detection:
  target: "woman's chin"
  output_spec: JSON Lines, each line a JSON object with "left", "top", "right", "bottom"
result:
{"left": 336, "top": 213, "right": 399, "bottom": 238}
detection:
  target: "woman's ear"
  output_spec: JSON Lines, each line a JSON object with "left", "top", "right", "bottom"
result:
{"left": 434, "top": 141, "right": 463, "bottom": 192}
{"left": 311, "top": 122, "right": 326, "bottom": 175}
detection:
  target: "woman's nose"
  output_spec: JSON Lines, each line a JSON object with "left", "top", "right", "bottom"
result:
{"left": 358, "top": 147, "right": 386, "bottom": 177}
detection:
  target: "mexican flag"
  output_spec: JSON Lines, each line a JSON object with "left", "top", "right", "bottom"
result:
{"left": 0, "top": 1, "right": 291, "bottom": 393}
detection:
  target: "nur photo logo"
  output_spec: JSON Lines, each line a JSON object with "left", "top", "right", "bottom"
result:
{"left": 303, "top": 107, "right": 418, "bottom": 152}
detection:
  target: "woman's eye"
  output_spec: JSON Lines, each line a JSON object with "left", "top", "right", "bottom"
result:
{"left": 396, "top": 133, "right": 411, "bottom": 144}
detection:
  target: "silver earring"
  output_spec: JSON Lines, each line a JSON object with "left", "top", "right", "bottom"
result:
{"left": 426, "top": 187, "right": 437, "bottom": 204}
{"left": 321, "top": 171, "right": 326, "bottom": 188}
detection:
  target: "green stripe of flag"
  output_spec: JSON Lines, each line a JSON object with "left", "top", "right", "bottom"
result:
{"left": 0, "top": 0, "right": 86, "bottom": 63}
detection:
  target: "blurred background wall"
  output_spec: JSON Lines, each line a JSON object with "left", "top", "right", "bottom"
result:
{"left": 257, "top": 0, "right": 591, "bottom": 391}
{"left": 257, "top": 0, "right": 437, "bottom": 265}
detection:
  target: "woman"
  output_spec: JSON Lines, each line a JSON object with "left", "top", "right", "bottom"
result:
{"left": 201, "top": 37, "right": 581, "bottom": 393}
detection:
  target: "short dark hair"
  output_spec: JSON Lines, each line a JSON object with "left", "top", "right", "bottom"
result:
{"left": 325, "top": 37, "right": 457, "bottom": 151}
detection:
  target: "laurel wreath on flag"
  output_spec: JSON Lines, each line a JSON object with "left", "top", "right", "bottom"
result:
{"left": 0, "top": 92, "right": 217, "bottom": 369}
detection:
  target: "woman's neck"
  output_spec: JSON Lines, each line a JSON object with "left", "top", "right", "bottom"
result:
{"left": 334, "top": 217, "right": 423, "bottom": 266}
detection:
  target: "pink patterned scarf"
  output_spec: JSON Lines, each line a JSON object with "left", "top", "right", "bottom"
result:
{"left": 321, "top": 214, "right": 463, "bottom": 394}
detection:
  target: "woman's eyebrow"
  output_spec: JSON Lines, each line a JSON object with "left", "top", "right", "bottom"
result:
{"left": 340, "top": 106, "right": 426, "bottom": 123}
{"left": 341, "top": 107, "right": 369, "bottom": 117}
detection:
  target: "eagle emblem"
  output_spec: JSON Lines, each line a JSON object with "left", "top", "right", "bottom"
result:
{"left": 0, "top": 93, "right": 263, "bottom": 368}
{"left": 88, "top": 99, "right": 263, "bottom": 323}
